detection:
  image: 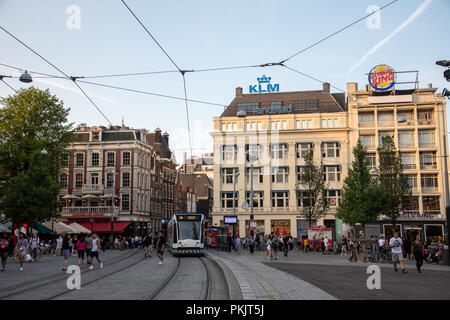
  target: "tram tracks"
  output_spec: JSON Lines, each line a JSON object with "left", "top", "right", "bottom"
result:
{"left": 0, "top": 249, "right": 143, "bottom": 300}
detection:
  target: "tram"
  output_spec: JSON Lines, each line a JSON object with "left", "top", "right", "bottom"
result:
{"left": 167, "top": 213, "right": 205, "bottom": 256}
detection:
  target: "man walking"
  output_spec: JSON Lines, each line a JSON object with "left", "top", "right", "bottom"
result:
{"left": 89, "top": 233, "right": 103, "bottom": 270}
{"left": 156, "top": 231, "right": 165, "bottom": 265}
{"left": 283, "top": 234, "right": 290, "bottom": 257}
{"left": 85, "top": 233, "right": 93, "bottom": 264}
{"left": 389, "top": 232, "right": 408, "bottom": 273}
{"left": 235, "top": 237, "right": 241, "bottom": 254}
{"left": 143, "top": 233, "right": 152, "bottom": 258}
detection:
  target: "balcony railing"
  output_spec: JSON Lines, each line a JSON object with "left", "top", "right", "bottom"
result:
{"left": 82, "top": 184, "right": 104, "bottom": 193}
{"left": 62, "top": 206, "right": 119, "bottom": 216}
{"left": 421, "top": 186, "right": 439, "bottom": 193}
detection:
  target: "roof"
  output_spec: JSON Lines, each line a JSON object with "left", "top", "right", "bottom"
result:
{"left": 180, "top": 173, "right": 211, "bottom": 199}
{"left": 102, "top": 131, "right": 135, "bottom": 141}
{"left": 147, "top": 132, "right": 172, "bottom": 159}
{"left": 220, "top": 90, "right": 346, "bottom": 117}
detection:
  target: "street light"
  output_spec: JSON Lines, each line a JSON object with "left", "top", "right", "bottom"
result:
{"left": 232, "top": 170, "right": 240, "bottom": 240}
{"left": 19, "top": 70, "right": 32, "bottom": 83}
{"left": 110, "top": 170, "right": 119, "bottom": 240}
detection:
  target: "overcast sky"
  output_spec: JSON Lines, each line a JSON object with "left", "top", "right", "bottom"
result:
{"left": 1, "top": 0, "right": 449, "bottom": 163}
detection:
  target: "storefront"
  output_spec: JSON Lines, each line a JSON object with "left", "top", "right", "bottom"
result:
{"left": 271, "top": 220, "right": 290, "bottom": 237}
{"left": 245, "top": 219, "right": 265, "bottom": 236}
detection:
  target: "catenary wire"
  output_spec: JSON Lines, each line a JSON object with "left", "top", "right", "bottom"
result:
{"left": 0, "top": 26, "right": 113, "bottom": 125}
{"left": 182, "top": 74, "right": 193, "bottom": 157}
{"left": 284, "top": 65, "right": 347, "bottom": 93}
{"left": 282, "top": 0, "right": 400, "bottom": 63}
{"left": 0, "top": 78, "right": 18, "bottom": 93}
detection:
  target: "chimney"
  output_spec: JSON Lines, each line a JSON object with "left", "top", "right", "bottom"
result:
{"left": 154, "top": 127, "right": 161, "bottom": 143}
{"left": 162, "top": 131, "right": 169, "bottom": 146}
{"left": 323, "top": 82, "right": 330, "bottom": 93}
{"left": 428, "top": 83, "right": 432, "bottom": 89}
{"left": 347, "top": 82, "right": 358, "bottom": 93}
{"left": 236, "top": 87, "right": 243, "bottom": 97}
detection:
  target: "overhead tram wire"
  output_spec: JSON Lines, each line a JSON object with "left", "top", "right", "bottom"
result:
{"left": 0, "top": 78, "right": 18, "bottom": 93}
{"left": 281, "top": 0, "right": 399, "bottom": 63}
{"left": 283, "top": 65, "right": 347, "bottom": 93}
{"left": 182, "top": 73, "right": 193, "bottom": 157}
{"left": 0, "top": 25, "right": 113, "bottom": 126}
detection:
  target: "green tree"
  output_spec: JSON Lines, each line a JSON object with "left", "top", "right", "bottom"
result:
{"left": 295, "top": 149, "right": 328, "bottom": 228}
{"left": 377, "top": 135, "right": 412, "bottom": 233}
{"left": 0, "top": 87, "right": 73, "bottom": 226}
{"left": 337, "top": 141, "right": 384, "bottom": 261}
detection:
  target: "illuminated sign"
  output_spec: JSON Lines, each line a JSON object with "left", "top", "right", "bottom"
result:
{"left": 249, "top": 75, "right": 280, "bottom": 93}
{"left": 224, "top": 216, "right": 237, "bottom": 224}
{"left": 368, "top": 65, "right": 395, "bottom": 91}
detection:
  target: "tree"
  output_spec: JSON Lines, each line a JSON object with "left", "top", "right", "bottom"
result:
{"left": 0, "top": 87, "right": 73, "bottom": 226}
{"left": 377, "top": 135, "right": 412, "bottom": 234}
{"left": 337, "top": 141, "right": 384, "bottom": 261}
{"left": 295, "top": 149, "right": 328, "bottom": 228}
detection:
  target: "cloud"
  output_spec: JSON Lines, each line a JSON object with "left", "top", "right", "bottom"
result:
{"left": 34, "top": 78, "right": 118, "bottom": 104}
{"left": 347, "top": 0, "right": 432, "bottom": 75}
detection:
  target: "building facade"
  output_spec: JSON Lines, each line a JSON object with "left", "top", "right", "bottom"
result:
{"left": 211, "top": 77, "right": 449, "bottom": 242}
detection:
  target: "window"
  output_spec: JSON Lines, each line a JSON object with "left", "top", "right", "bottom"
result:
{"left": 358, "top": 112, "right": 374, "bottom": 126}
{"left": 324, "top": 190, "right": 341, "bottom": 206}
{"left": 398, "top": 131, "right": 415, "bottom": 148}
{"left": 271, "top": 121, "right": 286, "bottom": 130}
{"left": 107, "top": 152, "right": 115, "bottom": 166}
{"left": 122, "top": 172, "right": 130, "bottom": 187}
{"left": 324, "top": 166, "right": 341, "bottom": 182}
{"left": 272, "top": 191, "right": 289, "bottom": 208}
{"left": 296, "top": 143, "right": 313, "bottom": 158}
{"left": 378, "top": 131, "right": 394, "bottom": 147}
{"left": 237, "top": 102, "right": 260, "bottom": 113}
{"left": 418, "top": 110, "right": 434, "bottom": 124}
{"left": 271, "top": 167, "right": 289, "bottom": 183}
{"left": 397, "top": 111, "right": 414, "bottom": 124}
{"left": 298, "top": 119, "right": 313, "bottom": 129}
{"left": 221, "top": 168, "right": 238, "bottom": 184}
{"left": 106, "top": 172, "right": 115, "bottom": 188}
{"left": 421, "top": 174, "right": 438, "bottom": 192}
{"left": 60, "top": 174, "right": 68, "bottom": 188}
{"left": 403, "top": 196, "right": 419, "bottom": 211}
{"left": 365, "top": 153, "right": 376, "bottom": 170}
{"left": 406, "top": 174, "right": 417, "bottom": 191}
{"left": 423, "top": 196, "right": 440, "bottom": 213}
{"left": 400, "top": 152, "right": 416, "bottom": 170}
{"left": 246, "top": 122, "right": 255, "bottom": 131}
{"left": 246, "top": 191, "right": 264, "bottom": 208}
{"left": 270, "top": 143, "right": 288, "bottom": 159}
{"left": 91, "top": 153, "right": 99, "bottom": 166}
{"left": 90, "top": 173, "right": 99, "bottom": 185}
{"left": 359, "top": 135, "right": 375, "bottom": 148}
{"left": 222, "top": 145, "right": 237, "bottom": 161}
{"left": 245, "top": 144, "right": 263, "bottom": 162}
{"left": 121, "top": 194, "right": 130, "bottom": 211}
{"left": 377, "top": 111, "right": 393, "bottom": 124}
{"left": 297, "top": 190, "right": 314, "bottom": 207}
{"left": 246, "top": 167, "right": 263, "bottom": 184}
{"left": 296, "top": 166, "right": 305, "bottom": 182}
{"left": 322, "top": 118, "right": 338, "bottom": 128}
{"left": 221, "top": 192, "right": 238, "bottom": 208}
{"left": 122, "top": 152, "right": 131, "bottom": 165}
{"left": 322, "top": 142, "right": 339, "bottom": 158}
{"left": 75, "top": 173, "right": 83, "bottom": 188}
{"left": 418, "top": 129, "right": 435, "bottom": 147}
{"left": 420, "top": 151, "right": 437, "bottom": 170}
{"left": 62, "top": 154, "right": 69, "bottom": 167}
{"left": 293, "top": 99, "right": 318, "bottom": 111}
{"left": 75, "top": 153, "right": 84, "bottom": 167}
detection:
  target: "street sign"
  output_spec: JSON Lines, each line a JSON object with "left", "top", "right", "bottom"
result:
{"left": 242, "top": 202, "right": 249, "bottom": 209}
{"left": 250, "top": 220, "right": 257, "bottom": 231}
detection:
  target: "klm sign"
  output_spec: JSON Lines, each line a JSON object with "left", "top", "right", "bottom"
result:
{"left": 249, "top": 75, "right": 280, "bottom": 93}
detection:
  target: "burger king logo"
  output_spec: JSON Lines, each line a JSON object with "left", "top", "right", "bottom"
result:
{"left": 368, "top": 65, "right": 395, "bottom": 91}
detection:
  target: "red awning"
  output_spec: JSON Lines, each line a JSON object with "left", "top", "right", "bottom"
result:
{"left": 77, "top": 221, "right": 132, "bottom": 234}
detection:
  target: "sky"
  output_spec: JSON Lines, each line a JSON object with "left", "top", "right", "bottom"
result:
{"left": 1, "top": 0, "right": 449, "bottom": 163}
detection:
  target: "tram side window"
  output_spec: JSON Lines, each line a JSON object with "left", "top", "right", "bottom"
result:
{"left": 173, "top": 224, "right": 177, "bottom": 243}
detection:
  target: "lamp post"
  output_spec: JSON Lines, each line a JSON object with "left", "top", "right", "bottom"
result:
{"left": 110, "top": 170, "right": 119, "bottom": 240}
{"left": 232, "top": 170, "right": 240, "bottom": 239}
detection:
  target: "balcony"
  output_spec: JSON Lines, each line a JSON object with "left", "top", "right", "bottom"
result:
{"left": 82, "top": 184, "right": 104, "bottom": 193}
{"left": 62, "top": 206, "right": 119, "bottom": 217}
{"left": 421, "top": 186, "right": 439, "bottom": 193}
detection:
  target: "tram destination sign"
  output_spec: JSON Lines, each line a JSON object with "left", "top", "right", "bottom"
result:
{"left": 177, "top": 215, "right": 202, "bottom": 221}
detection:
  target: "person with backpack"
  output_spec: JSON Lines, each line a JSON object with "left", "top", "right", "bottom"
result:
{"left": 62, "top": 233, "right": 71, "bottom": 271}
{"left": 29, "top": 233, "right": 40, "bottom": 262}
{"left": 0, "top": 233, "right": 10, "bottom": 271}
{"left": 143, "top": 233, "right": 153, "bottom": 258}
{"left": 272, "top": 234, "right": 279, "bottom": 260}
{"left": 15, "top": 232, "right": 28, "bottom": 271}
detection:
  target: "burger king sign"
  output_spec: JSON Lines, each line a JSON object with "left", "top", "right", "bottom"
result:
{"left": 368, "top": 64, "right": 395, "bottom": 91}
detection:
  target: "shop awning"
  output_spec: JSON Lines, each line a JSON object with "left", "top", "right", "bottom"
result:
{"left": 43, "top": 221, "right": 78, "bottom": 234}
{"left": 68, "top": 222, "right": 92, "bottom": 234}
{"left": 78, "top": 221, "right": 132, "bottom": 234}
{"left": 33, "top": 221, "right": 55, "bottom": 235}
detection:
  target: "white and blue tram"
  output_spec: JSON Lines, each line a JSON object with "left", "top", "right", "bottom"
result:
{"left": 167, "top": 213, "right": 205, "bottom": 255}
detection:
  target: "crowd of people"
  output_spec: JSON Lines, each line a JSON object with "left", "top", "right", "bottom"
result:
{"left": 0, "top": 231, "right": 167, "bottom": 272}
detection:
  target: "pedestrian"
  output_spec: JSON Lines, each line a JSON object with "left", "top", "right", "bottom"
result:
{"left": 55, "top": 234, "right": 63, "bottom": 256}
{"left": 226, "top": 234, "right": 232, "bottom": 253}
{"left": 341, "top": 236, "right": 348, "bottom": 256}
{"left": 85, "top": 234, "right": 93, "bottom": 264}
{"left": 156, "top": 231, "right": 165, "bottom": 264}
{"left": 101, "top": 237, "right": 107, "bottom": 252}
{"left": 389, "top": 232, "right": 408, "bottom": 273}
{"left": 0, "top": 233, "right": 10, "bottom": 271}
{"left": 89, "top": 233, "right": 103, "bottom": 270}
{"left": 272, "top": 234, "right": 279, "bottom": 260}
{"left": 29, "top": 233, "right": 40, "bottom": 262}
{"left": 71, "top": 234, "right": 78, "bottom": 257}
{"left": 235, "top": 237, "right": 241, "bottom": 254}
{"left": 62, "top": 233, "right": 71, "bottom": 271}
{"left": 303, "top": 236, "right": 309, "bottom": 253}
{"left": 323, "top": 236, "right": 329, "bottom": 255}
{"left": 114, "top": 237, "right": 119, "bottom": 250}
{"left": 15, "top": 232, "right": 28, "bottom": 271}
{"left": 249, "top": 234, "right": 255, "bottom": 254}
{"left": 76, "top": 235, "right": 87, "bottom": 264}
{"left": 411, "top": 234, "right": 424, "bottom": 274}
{"left": 266, "top": 235, "right": 272, "bottom": 260}
{"left": 143, "top": 233, "right": 152, "bottom": 258}
{"left": 8, "top": 234, "right": 14, "bottom": 259}
{"left": 283, "top": 234, "right": 290, "bottom": 257}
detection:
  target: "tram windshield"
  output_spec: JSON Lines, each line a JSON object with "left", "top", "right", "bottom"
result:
{"left": 178, "top": 220, "right": 201, "bottom": 240}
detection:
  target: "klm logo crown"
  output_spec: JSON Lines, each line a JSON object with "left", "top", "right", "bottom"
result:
{"left": 257, "top": 75, "right": 271, "bottom": 84}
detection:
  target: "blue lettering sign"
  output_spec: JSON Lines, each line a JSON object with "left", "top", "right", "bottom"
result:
{"left": 248, "top": 75, "right": 280, "bottom": 94}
